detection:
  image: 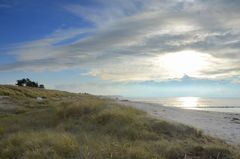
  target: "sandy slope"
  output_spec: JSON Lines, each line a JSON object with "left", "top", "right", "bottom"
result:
{"left": 118, "top": 100, "right": 240, "bottom": 145}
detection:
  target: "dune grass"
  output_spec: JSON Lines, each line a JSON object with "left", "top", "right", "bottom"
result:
{"left": 0, "top": 85, "right": 74, "bottom": 98}
{"left": 0, "top": 85, "right": 239, "bottom": 159}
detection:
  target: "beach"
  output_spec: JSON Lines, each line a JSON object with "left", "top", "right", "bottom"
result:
{"left": 118, "top": 100, "right": 240, "bottom": 145}
{"left": 1, "top": 86, "right": 240, "bottom": 158}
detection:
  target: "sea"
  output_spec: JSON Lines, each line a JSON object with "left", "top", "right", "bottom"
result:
{"left": 131, "top": 97, "right": 240, "bottom": 113}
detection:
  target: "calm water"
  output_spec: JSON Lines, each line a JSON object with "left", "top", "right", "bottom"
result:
{"left": 133, "top": 97, "right": 240, "bottom": 113}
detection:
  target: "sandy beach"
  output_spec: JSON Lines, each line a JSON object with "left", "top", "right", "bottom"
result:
{"left": 118, "top": 100, "right": 240, "bottom": 145}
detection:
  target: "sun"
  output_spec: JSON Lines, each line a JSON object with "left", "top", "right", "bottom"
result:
{"left": 158, "top": 50, "right": 208, "bottom": 78}
{"left": 178, "top": 97, "right": 199, "bottom": 108}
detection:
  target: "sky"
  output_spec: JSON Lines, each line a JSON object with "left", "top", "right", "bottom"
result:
{"left": 1, "top": 0, "right": 240, "bottom": 98}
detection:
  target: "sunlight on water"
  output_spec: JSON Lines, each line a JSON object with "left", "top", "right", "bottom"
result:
{"left": 178, "top": 97, "right": 199, "bottom": 108}
{"left": 135, "top": 97, "right": 240, "bottom": 113}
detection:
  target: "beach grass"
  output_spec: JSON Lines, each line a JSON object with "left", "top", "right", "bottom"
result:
{"left": 0, "top": 85, "right": 239, "bottom": 159}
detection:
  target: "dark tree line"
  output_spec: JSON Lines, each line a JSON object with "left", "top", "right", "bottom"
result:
{"left": 16, "top": 78, "right": 44, "bottom": 88}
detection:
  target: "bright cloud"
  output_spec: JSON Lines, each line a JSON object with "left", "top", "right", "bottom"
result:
{"left": 1, "top": 0, "right": 240, "bottom": 83}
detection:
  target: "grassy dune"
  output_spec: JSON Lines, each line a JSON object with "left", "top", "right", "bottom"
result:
{"left": 0, "top": 85, "right": 239, "bottom": 159}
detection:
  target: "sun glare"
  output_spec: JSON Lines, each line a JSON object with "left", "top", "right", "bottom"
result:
{"left": 178, "top": 97, "right": 199, "bottom": 108}
{"left": 158, "top": 50, "right": 208, "bottom": 78}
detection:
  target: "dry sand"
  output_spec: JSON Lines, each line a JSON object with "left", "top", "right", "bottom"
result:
{"left": 118, "top": 100, "right": 240, "bottom": 145}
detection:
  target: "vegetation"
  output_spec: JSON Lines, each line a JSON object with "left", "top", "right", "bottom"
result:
{"left": 0, "top": 85, "right": 239, "bottom": 159}
{"left": 16, "top": 78, "right": 45, "bottom": 89}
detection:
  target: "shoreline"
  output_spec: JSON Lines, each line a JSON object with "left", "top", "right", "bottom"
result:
{"left": 117, "top": 100, "right": 240, "bottom": 145}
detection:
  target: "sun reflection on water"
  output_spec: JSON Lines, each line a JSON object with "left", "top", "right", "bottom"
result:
{"left": 178, "top": 97, "right": 199, "bottom": 108}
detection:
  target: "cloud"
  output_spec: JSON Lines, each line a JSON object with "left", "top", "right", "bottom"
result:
{"left": 64, "top": 0, "right": 141, "bottom": 26}
{"left": 1, "top": 0, "right": 240, "bottom": 82}
{"left": 53, "top": 74, "right": 240, "bottom": 97}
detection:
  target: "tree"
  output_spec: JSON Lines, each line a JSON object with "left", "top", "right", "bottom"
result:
{"left": 16, "top": 80, "right": 24, "bottom": 86}
{"left": 26, "top": 80, "right": 38, "bottom": 87}
{"left": 39, "top": 84, "right": 45, "bottom": 89}
{"left": 16, "top": 78, "right": 44, "bottom": 89}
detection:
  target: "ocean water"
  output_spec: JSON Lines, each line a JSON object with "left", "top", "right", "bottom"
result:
{"left": 133, "top": 97, "right": 240, "bottom": 113}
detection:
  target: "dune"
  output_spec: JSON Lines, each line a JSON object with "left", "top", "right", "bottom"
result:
{"left": 118, "top": 100, "right": 240, "bottom": 145}
{"left": 0, "top": 85, "right": 239, "bottom": 158}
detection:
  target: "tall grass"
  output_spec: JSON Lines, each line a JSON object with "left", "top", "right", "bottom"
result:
{"left": 0, "top": 131, "right": 80, "bottom": 159}
{"left": 0, "top": 85, "right": 239, "bottom": 159}
{"left": 0, "top": 85, "right": 73, "bottom": 98}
